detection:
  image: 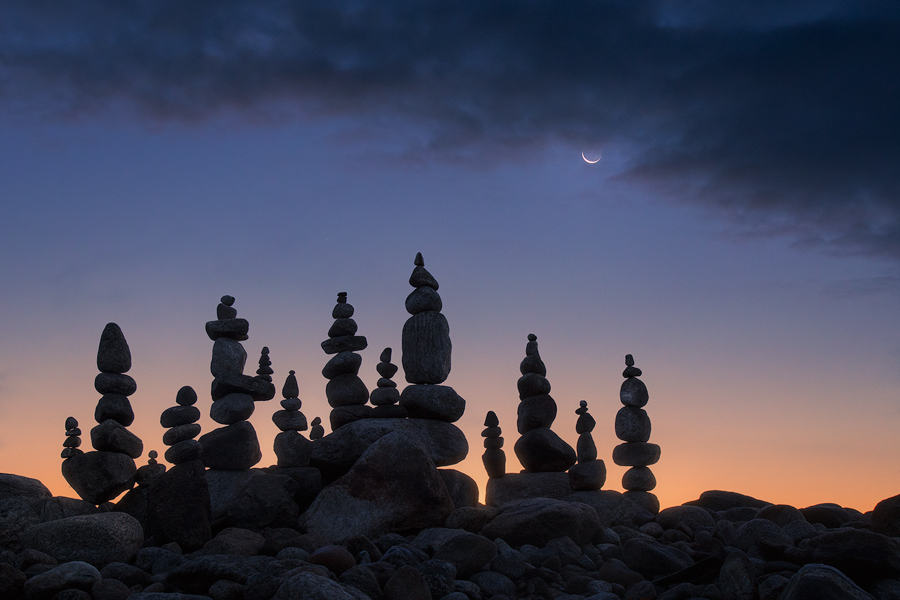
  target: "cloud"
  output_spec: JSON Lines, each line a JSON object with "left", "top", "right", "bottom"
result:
{"left": 1, "top": 1, "right": 898, "bottom": 257}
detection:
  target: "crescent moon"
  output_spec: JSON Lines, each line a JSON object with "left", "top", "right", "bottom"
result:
{"left": 582, "top": 151, "right": 601, "bottom": 164}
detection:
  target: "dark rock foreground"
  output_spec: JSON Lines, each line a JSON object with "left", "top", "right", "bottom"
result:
{"left": 2, "top": 473, "right": 900, "bottom": 600}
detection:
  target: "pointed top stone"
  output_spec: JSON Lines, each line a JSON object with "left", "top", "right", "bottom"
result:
{"left": 520, "top": 333, "right": 547, "bottom": 376}
{"left": 283, "top": 371, "right": 299, "bottom": 399}
{"left": 97, "top": 323, "right": 131, "bottom": 373}
{"left": 66, "top": 416, "right": 78, "bottom": 430}
{"left": 380, "top": 347, "right": 392, "bottom": 363}
{"left": 409, "top": 254, "right": 439, "bottom": 290}
{"left": 415, "top": 252, "right": 424, "bottom": 266}
{"left": 484, "top": 411, "right": 499, "bottom": 427}
{"left": 222, "top": 295, "right": 235, "bottom": 306}
{"left": 625, "top": 354, "right": 634, "bottom": 366}
{"left": 528, "top": 333, "right": 537, "bottom": 342}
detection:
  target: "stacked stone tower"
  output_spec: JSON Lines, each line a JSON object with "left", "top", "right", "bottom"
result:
{"left": 272, "top": 370, "right": 312, "bottom": 467}
{"left": 482, "top": 411, "right": 506, "bottom": 479}
{"left": 513, "top": 334, "right": 576, "bottom": 473}
{"left": 321, "top": 292, "right": 370, "bottom": 430}
{"left": 160, "top": 386, "right": 202, "bottom": 465}
{"left": 62, "top": 323, "right": 142, "bottom": 504}
{"left": 399, "top": 253, "right": 465, "bottom": 422}
{"left": 370, "top": 348, "right": 406, "bottom": 418}
{"left": 198, "top": 295, "right": 275, "bottom": 470}
{"left": 567, "top": 401, "right": 606, "bottom": 490}
{"left": 612, "top": 354, "right": 660, "bottom": 514}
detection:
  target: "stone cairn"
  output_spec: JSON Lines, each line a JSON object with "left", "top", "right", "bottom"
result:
{"left": 309, "top": 416, "right": 325, "bottom": 440}
{"left": 513, "top": 334, "right": 576, "bottom": 472}
{"left": 482, "top": 411, "right": 506, "bottom": 479}
{"left": 272, "top": 370, "right": 312, "bottom": 467}
{"left": 612, "top": 353, "right": 661, "bottom": 515}
{"left": 321, "top": 292, "right": 370, "bottom": 430}
{"left": 198, "top": 295, "right": 275, "bottom": 470}
{"left": 399, "top": 252, "right": 466, "bottom": 422}
{"left": 567, "top": 401, "right": 606, "bottom": 491}
{"left": 369, "top": 348, "right": 406, "bottom": 418}
{"left": 62, "top": 323, "right": 142, "bottom": 505}
{"left": 160, "top": 386, "right": 202, "bottom": 465}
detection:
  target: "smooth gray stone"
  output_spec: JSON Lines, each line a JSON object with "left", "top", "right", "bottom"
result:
{"left": 23, "top": 513, "right": 143, "bottom": 568}
{"left": 94, "top": 373, "right": 137, "bottom": 396}
{"left": 656, "top": 505, "right": 716, "bottom": 531}
{"left": 301, "top": 433, "right": 455, "bottom": 543}
{"left": 481, "top": 497, "right": 600, "bottom": 547}
{"left": 612, "top": 442, "right": 661, "bottom": 467}
{"left": 272, "top": 410, "right": 308, "bottom": 432}
{"left": 577, "top": 432, "right": 598, "bottom": 462}
{"left": 22, "top": 561, "right": 101, "bottom": 600}
{"left": 376, "top": 359, "right": 399, "bottom": 379}
{"left": 519, "top": 355, "right": 547, "bottom": 377}
{"left": 322, "top": 351, "right": 362, "bottom": 379}
{"left": 405, "top": 286, "right": 442, "bottom": 314}
{"left": 176, "top": 386, "right": 198, "bottom": 406}
{"left": 273, "top": 430, "right": 312, "bottom": 468}
{"left": 205, "top": 318, "right": 249, "bottom": 341}
{"left": 873, "top": 493, "right": 900, "bottom": 537}
{"left": 199, "top": 421, "right": 262, "bottom": 471}
{"left": 210, "top": 373, "right": 275, "bottom": 402}
{"left": 321, "top": 335, "right": 368, "bottom": 355}
{"left": 402, "top": 311, "right": 451, "bottom": 384}
{"left": 0, "top": 498, "right": 39, "bottom": 551}
{"left": 62, "top": 451, "right": 136, "bottom": 505}
{"left": 328, "top": 318, "right": 358, "bottom": 338}
{"left": 333, "top": 301, "right": 354, "bottom": 318}
{"left": 485, "top": 472, "right": 571, "bottom": 507}
{"left": 623, "top": 491, "right": 660, "bottom": 516}
{"left": 514, "top": 427, "right": 576, "bottom": 473}
{"left": 147, "top": 459, "right": 211, "bottom": 551}
{"left": 800, "top": 503, "right": 852, "bottom": 528}
{"left": 684, "top": 490, "right": 772, "bottom": 511}
{"left": 160, "top": 405, "right": 201, "bottom": 428}
{"left": 217, "top": 302, "right": 238, "bottom": 320}
{"left": 95, "top": 394, "right": 135, "bottom": 427}
{"left": 735, "top": 518, "right": 794, "bottom": 552}
{"left": 516, "top": 394, "right": 557, "bottom": 434}
{"left": 97, "top": 324, "right": 131, "bottom": 374}
{"left": 330, "top": 404, "right": 373, "bottom": 430}
{"left": 90, "top": 419, "right": 143, "bottom": 458}
{"left": 615, "top": 406, "right": 651, "bottom": 443}
{"left": 164, "top": 440, "right": 203, "bottom": 464}
{"left": 326, "top": 373, "right": 370, "bottom": 407}
{"left": 482, "top": 447, "right": 506, "bottom": 479}
{"left": 371, "top": 404, "right": 407, "bottom": 418}
{"left": 210, "top": 393, "right": 255, "bottom": 425}
{"left": 163, "top": 423, "right": 202, "bottom": 446}
{"left": 757, "top": 504, "right": 807, "bottom": 527}
{"left": 622, "top": 466, "right": 656, "bottom": 491}
{"left": 517, "top": 372, "right": 551, "bottom": 400}
{"left": 568, "top": 460, "right": 606, "bottom": 491}
{"left": 409, "top": 262, "right": 439, "bottom": 290}
{"left": 780, "top": 564, "right": 877, "bottom": 600}
{"left": 280, "top": 397, "right": 302, "bottom": 410}
{"left": 310, "top": 418, "right": 468, "bottom": 475}
{"left": 369, "top": 386, "right": 401, "bottom": 406}
{"left": 619, "top": 377, "right": 648, "bottom": 407}
{"left": 210, "top": 338, "right": 247, "bottom": 377}
{"left": 565, "top": 490, "right": 655, "bottom": 528}
{"left": 399, "top": 384, "right": 465, "bottom": 423}
{"left": 437, "top": 469, "right": 478, "bottom": 509}
{"left": 433, "top": 533, "right": 497, "bottom": 579}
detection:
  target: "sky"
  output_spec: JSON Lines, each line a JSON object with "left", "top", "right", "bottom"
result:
{"left": 1, "top": 1, "right": 898, "bottom": 513}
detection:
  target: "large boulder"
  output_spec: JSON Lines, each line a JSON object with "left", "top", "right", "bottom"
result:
{"left": 310, "top": 417, "right": 468, "bottom": 479}
{"left": 301, "top": 432, "right": 455, "bottom": 542}
{"left": 486, "top": 472, "right": 572, "bottom": 507}
{"left": 0, "top": 499, "right": 39, "bottom": 551}
{"left": 61, "top": 451, "right": 136, "bottom": 505}
{"left": 22, "top": 561, "right": 101, "bottom": 600}
{"left": 481, "top": 497, "right": 600, "bottom": 547}
{"left": 780, "top": 563, "right": 877, "bottom": 600}
{"left": 683, "top": 490, "right": 771, "bottom": 512}
{"left": 22, "top": 512, "right": 144, "bottom": 568}
{"left": 206, "top": 469, "right": 300, "bottom": 530}
{"left": 0, "top": 473, "right": 53, "bottom": 512}
{"left": 198, "top": 421, "right": 263, "bottom": 470}
{"left": 872, "top": 494, "right": 900, "bottom": 537}
{"left": 801, "top": 528, "right": 900, "bottom": 580}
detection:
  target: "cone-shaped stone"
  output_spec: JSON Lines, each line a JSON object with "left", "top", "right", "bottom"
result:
{"left": 282, "top": 370, "right": 299, "bottom": 399}
{"left": 97, "top": 323, "right": 131, "bottom": 373}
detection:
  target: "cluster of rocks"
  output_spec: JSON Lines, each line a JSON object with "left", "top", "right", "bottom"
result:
{"left": 322, "top": 292, "right": 371, "bottom": 430}
{"left": 4, "top": 470, "right": 900, "bottom": 600}
{"left": 612, "top": 355, "right": 660, "bottom": 515}
{"left": 199, "top": 295, "right": 275, "bottom": 471}
{"left": 62, "top": 324, "right": 142, "bottom": 505}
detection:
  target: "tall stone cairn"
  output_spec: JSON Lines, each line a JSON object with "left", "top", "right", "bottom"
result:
{"left": 370, "top": 348, "right": 407, "bottom": 418}
{"left": 61, "top": 417, "right": 82, "bottom": 459}
{"left": 399, "top": 253, "right": 466, "bottom": 422}
{"left": 160, "top": 386, "right": 202, "bottom": 465}
{"left": 612, "top": 354, "right": 661, "bottom": 515}
{"left": 482, "top": 411, "right": 506, "bottom": 479}
{"left": 198, "top": 295, "right": 275, "bottom": 470}
{"left": 61, "top": 323, "right": 141, "bottom": 504}
{"left": 513, "top": 334, "right": 576, "bottom": 473}
{"left": 272, "top": 370, "right": 312, "bottom": 467}
{"left": 567, "top": 401, "right": 606, "bottom": 491}
{"left": 321, "top": 292, "right": 370, "bottom": 430}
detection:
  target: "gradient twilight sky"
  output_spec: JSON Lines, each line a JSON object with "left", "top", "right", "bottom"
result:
{"left": 1, "top": 1, "right": 898, "bottom": 512}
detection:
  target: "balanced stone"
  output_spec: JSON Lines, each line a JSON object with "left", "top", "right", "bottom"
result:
{"left": 321, "top": 335, "right": 368, "bottom": 354}
{"left": 326, "top": 373, "right": 370, "bottom": 406}
{"left": 90, "top": 420, "right": 143, "bottom": 458}
{"left": 62, "top": 451, "right": 136, "bottom": 504}
{"left": 622, "top": 467, "right": 657, "bottom": 491}
{"left": 322, "top": 351, "right": 363, "bottom": 379}
{"left": 281, "top": 397, "right": 302, "bottom": 411}
{"left": 406, "top": 286, "right": 442, "bottom": 314}
{"left": 612, "top": 442, "right": 661, "bottom": 467}
{"left": 205, "top": 318, "right": 250, "bottom": 341}
{"left": 162, "top": 424, "right": 202, "bottom": 446}
{"left": 310, "top": 417, "right": 325, "bottom": 440}
{"left": 410, "top": 252, "right": 439, "bottom": 289}
{"left": 164, "top": 440, "right": 203, "bottom": 464}
{"left": 328, "top": 318, "right": 358, "bottom": 337}
{"left": 482, "top": 411, "right": 506, "bottom": 479}
{"left": 333, "top": 293, "right": 353, "bottom": 318}
{"left": 274, "top": 430, "right": 312, "bottom": 468}
{"left": 135, "top": 450, "right": 166, "bottom": 486}
{"left": 217, "top": 295, "right": 238, "bottom": 319}
{"left": 198, "top": 421, "right": 262, "bottom": 470}
{"left": 516, "top": 395, "right": 556, "bottom": 434}
{"left": 371, "top": 348, "right": 401, "bottom": 407}
{"left": 273, "top": 410, "right": 308, "bottom": 431}
{"left": 176, "top": 386, "right": 197, "bottom": 406}
{"left": 272, "top": 370, "right": 312, "bottom": 467}
{"left": 514, "top": 428, "right": 576, "bottom": 473}
{"left": 94, "top": 373, "right": 137, "bottom": 396}
{"left": 402, "top": 311, "right": 452, "bottom": 384}
{"left": 568, "top": 461, "right": 606, "bottom": 491}
{"left": 519, "top": 333, "right": 546, "bottom": 376}
{"left": 210, "top": 372, "right": 275, "bottom": 401}
{"left": 160, "top": 405, "right": 201, "bottom": 428}
{"left": 577, "top": 433, "right": 598, "bottom": 462}
{"left": 399, "top": 384, "right": 465, "bottom": 422}
{"left": 94, "top": 394, "right": 134, "bottom": 427}
{"left": 210, "top": 338, "right": 247, "bottom": 377}
{"left": 97, "top": 323, "right": 131, "bottom": 374}
{"left": 615, "top": 406, "right": 651, "bottom": 442}
{"left": 517, "top": 372, "right": 551, "bottom": 399}
{"left": 210, "top": 392, "right": 255, "bottom": 425}
{"left": 330, "top": 405, "right": 373, "bottom": 430}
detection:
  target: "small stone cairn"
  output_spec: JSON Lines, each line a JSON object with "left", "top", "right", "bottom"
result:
{"left": 309, "top": 416, "right": 325, "bottom": 440}
{"left": 612, "top": 353, "right": 661, "bottom": 515}
{"left": 160, "top": 386, "right": 202, "bottom": 465}
{"left": 198, "top": 295, "right": 275, "bottom": 470}
{"left": 482, "top": 411, "right": 506, "bottom": 479}
{"left": 272, "top": 370, "right": 312, "bottom": 467}
{"left": 321, "top": 292, "right": 370, "bottom": 430}
{"left": 61, "top": 323, "right": 142, "bottom": 504}
{"left": 369, "top": 348, "right": 407, "bottom": 418}
{"left": 567, "top": 401, "right": 606, "bottom": 491}
{"left": 399, "top": 252, "right": 466, "bottom": 422}
{"left": 513, "top": 334, "right": 576, "bottom": 472}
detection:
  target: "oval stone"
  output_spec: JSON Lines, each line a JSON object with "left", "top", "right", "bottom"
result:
{"left": 620, "top": 378, "right": 649, "bottom": 407}
{"left": 615, "top": 407, "right": 651, "bottom": 443}
{"left": 95, "top": 394, "right": 134, "bottom": 427}
{"left": 160, "top": 406, "right": 201, "bottom": 428}
{"left": 622, "top": 467, "right": 656, "bottom": 491}
{"left": 162, "top": 424, "right": 202, "bottom": 446}
{"left": 517, "top": 373, "right": 551, "bottom": 400}
{"left": 94, "top": 373, "right": 137, "bottom": 396}
{"left": 612, "top": 442, "right": 661, "bottom": 467}
{"left": 210, "top": 393, "right": 255, "bottom": 425}
{"left": 405, "top": 287, "right": 443, "bottom": 315}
